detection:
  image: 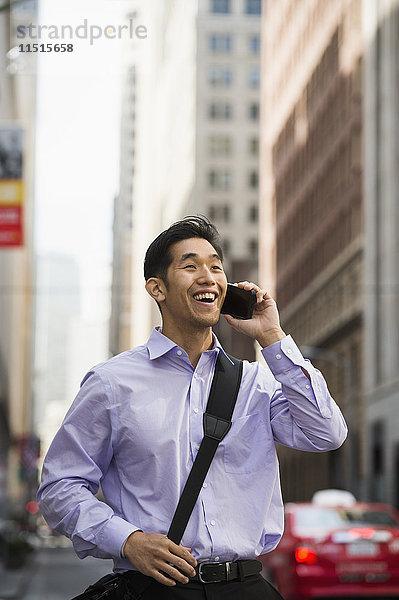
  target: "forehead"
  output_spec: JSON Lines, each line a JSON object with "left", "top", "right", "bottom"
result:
{"left": 170, "top": 238, "right": 221, "bottom": 262}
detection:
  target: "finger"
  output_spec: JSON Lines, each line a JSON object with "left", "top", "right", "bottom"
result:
{"left": 167, "top": 551, "right": 197, "bottom": 576}
{"left": 236, "top": 280, "right": 251, "bottom": 289}
{"left": 256, "top": 289, "right": 268, "bottom": 303}
{"left": 223, "top": 314, "right": 242, "bottom": 327}
{"left": 159, "top": 563, "right": 191, "bottom": 585}
{"left": 168, "top": 541, "right": 197, "bottom": 568}
{"left": 180, "top": 547, "right": 197, "bottom": 568}
{"left": 237, "top": 281, "right": 262, "bottom": 294}
{"left": 151, "top": 570, "right": 177, "bottom": 587}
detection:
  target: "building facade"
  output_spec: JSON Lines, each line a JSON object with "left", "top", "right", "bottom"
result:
{"left": 362, "top": 0, "right": 399, "bottom": 506}
{"left": 260, "top": 0, "right": 364, "bottom": 501}
{"left": 109, "top": 0, "right": 198, "bottom": 351}
{"left": 189, "top": 0, "right": 261, "bottom": 358}
{"left": 110, "top": 0, "right": 261, "bottom": 360}
{"left": 109, "top": 60, "right": 136, "bottom": 356}
{"left": 0, "top": 0, "right": 38, "bottom": 516}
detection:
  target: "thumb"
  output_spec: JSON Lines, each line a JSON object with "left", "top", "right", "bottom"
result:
{"left": 223, "top": 314, "right": 245, "bottom": 329}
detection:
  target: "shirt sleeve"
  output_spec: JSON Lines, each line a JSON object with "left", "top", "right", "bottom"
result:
{"left": 37, "top": 371, "right": 139, "bottom": 559}
{"left": 261, "top": 335, "right": 348, "bottom": 451}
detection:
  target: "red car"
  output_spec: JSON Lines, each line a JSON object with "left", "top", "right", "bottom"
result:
{"left": 259, "top": 490, "right": 399, "bottom": 599}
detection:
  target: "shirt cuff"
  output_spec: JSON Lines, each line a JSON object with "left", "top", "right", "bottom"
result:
{"left": 96, "top": 516, "right": 140, "bottom": 559}
{"left": 261, "top": 335, "right": 306, "bottom": 375}
{"left": 120, "top": 530, "right": 142, "bottom": 558}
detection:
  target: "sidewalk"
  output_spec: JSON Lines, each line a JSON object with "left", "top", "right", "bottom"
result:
{"left": 0, "top": 557, "right": 35, "bottom": 600}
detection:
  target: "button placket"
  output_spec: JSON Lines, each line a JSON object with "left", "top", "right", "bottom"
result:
{"left": 189, "top": 369, "right": 204, "bottom": 460}
{"left": 201, "top": 478, "right": 222, "bottom": 561}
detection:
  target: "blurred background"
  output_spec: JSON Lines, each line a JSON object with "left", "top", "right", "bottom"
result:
{"left": 0, "top": 0, "right": 398, "bottom": 597}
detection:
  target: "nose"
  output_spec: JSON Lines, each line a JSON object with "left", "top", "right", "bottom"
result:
{"left": 196, "top": 265, "right": 217, "bottom": 285}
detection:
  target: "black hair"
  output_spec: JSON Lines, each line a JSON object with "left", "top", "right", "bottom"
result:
{"left": 144, "top": 215, "right": 223, "bottom": 282}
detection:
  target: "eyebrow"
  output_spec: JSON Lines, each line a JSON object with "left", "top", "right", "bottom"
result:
{"left": 178, "top": 252, "right": 222, "bottom": 263}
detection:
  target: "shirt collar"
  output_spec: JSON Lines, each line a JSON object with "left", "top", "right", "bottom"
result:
{"left": 146, "top": 326, "right": 228, "bottom": 360}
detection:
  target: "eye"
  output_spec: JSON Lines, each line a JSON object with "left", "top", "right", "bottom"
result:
{"left": 211, "top": 265, "right": 223, "bottom": 270}
{"left": 183, "top": 264, "right": 196, "bottom": 269}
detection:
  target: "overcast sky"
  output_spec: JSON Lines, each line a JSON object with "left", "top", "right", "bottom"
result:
{"left": 35, "top": 0, "right": 130, "bottom": 319}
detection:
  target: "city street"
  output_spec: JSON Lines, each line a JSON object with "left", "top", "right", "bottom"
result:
{"left": 1, "top": 542, "right": 113, "bottom": 600}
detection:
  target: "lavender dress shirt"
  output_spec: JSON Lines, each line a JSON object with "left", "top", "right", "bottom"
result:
{"left": 37, "top": 327, "right": 347, "bottom": 572}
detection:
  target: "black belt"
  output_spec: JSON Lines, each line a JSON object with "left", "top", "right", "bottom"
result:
{"left": 191, "top": 559, "right": 262, "bottom": 584}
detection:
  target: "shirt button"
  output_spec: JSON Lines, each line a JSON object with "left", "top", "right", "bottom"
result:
{"left": 194, "top": 408, "right": 199, "bottom": 414}
{"left": 214, "top": 556, "right": 220, "bottom": 562}
{"left": 177, "top": 350, "right": 182, "bottom": 356}
{"left": 306, "top": 385, "right": 310, "bottom": 389}
{"left": 203, "top": 482, "right": 207, "bottom": 488}
{"left": 210, "top": 520, "right": 216, "bottom": 526}
{"left": 194, "top": 373, "right": 199, "bottom": 379}
{"left": 276, "top": 354, "right": 282, "bottom": 360}
{"left": 286, "top": 349, "right": 292, "bottom": 354}
{"left": 196, "top": 445, "right": 200, "bottom": 450}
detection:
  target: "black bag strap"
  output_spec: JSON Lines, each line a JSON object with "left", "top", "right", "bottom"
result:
{"left": 167, "top": 351, "right": 243, "bottom": 545}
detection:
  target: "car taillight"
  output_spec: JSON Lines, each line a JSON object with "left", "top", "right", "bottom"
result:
{"left": 295, "top": 546, "right": 318, "bottom": 565}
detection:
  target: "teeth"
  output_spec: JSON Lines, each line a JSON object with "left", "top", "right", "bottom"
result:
{"left": 194, "top": 292, "right": 216, "bottom": 301}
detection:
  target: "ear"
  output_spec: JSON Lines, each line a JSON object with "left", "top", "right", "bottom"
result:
{"left": 145, "top": 277, "right": 166, "bottom": 304}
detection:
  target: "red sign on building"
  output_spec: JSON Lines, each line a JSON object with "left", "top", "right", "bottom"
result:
{"left": 0, "top": 128, "right": 24, "bottom": 247}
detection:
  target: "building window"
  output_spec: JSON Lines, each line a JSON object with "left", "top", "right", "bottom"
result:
{"left": 209, "top": 65, "right": 233, "bottom": 87}
{"left": 248, "top": 239, "right": 258, "bottom": 258}
{"left": 249, "top": 170, "right": 259, "bottom": 188}
{"left": 249, "top": 34, "right": 260, "bottom": 54}
{"left": 208, "top": 204, "right": 231, "bottom": 222}
{"left": 222, "top": 238, "right": 231, "bottom": 257}
{"left": 248, "top": 67, "right": 260, "bottom": 88}
{"left": 249, "top": 205, "right": 258, "bottom": 222}
{"left": 249, "top": 137, "right": 259, "bottom": 154}
{"left": 245, "top": 0, "right": 261, "bottom": 15}
{"left": 208, "top": 169, "right": 232, "bottom": 190}
{"left": 209, "top": 33, "right": 232, "bottom": 52}
{"left": 249, "top": 102, "right": 259, "bottom": 120}
{"left": 209, "top": 135, "right": 232, "bottom": 155}
{"left": 211, "top": 0, "right": 231, "bottom": 13}
{"left": 209, "top": 102, "right": 232, "bottom": 120}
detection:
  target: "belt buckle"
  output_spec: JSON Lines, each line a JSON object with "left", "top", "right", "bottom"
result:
{"left": 198, "top": 561, "right": 228, "bottom": 584}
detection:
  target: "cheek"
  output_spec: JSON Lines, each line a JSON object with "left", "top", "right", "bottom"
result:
{"left": 219, "top": 275, "right": 228, "bottom": 294}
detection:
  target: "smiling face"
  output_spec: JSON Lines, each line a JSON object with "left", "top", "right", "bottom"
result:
{"left": 148, "top": 237, "right": 227, "bottom": 335}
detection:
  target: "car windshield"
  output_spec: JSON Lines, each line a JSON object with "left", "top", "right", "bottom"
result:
{"left": 293, "top": 507, "right": 399, "bottom": 536}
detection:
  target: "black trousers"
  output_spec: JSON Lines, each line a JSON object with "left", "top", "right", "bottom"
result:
{"left": 123, "top": 571, "right": 285, "bottom": 600}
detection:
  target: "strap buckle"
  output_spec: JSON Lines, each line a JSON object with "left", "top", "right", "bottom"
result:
{"left": 203, "top": 413, "right": 232, "bottom": 441}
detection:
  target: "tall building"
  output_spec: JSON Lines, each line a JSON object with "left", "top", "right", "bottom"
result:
{"left": 109, "top": 61, "right": 136, "bottom": 356}
{"left": 110, "top": 1, "right": 199, "bottom": 351}
{"left": 189, "top": 0, "right": 261, "bottom": 358}
{"left": 110, "top": 0, "right": 261, "bottom": 359}
{"left": 363, "top": 0, "right": 399, "bottom": 506}
{"left": 0, "top": 0, "right": 38, "bottom": 515}
{"left": 260, "top": 0, "right": 364, "bottom": 501}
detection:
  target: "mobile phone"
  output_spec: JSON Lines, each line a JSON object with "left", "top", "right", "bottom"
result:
{"left": 221, "top": 283, "right": 257, "bottom": 320}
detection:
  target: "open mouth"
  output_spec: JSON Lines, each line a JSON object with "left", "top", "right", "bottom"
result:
{"left": 193, "top": 292, "right": 217, "bottom": 304}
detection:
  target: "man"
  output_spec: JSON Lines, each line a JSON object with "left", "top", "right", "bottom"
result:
{"left": 38, "top": 216, "right": 347, "bottom": 599}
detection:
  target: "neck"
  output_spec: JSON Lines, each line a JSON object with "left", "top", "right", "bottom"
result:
{"left": 161, "top": 323, "right": 214, "bottom": 368}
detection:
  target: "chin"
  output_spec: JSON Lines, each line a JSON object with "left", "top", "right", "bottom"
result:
{"left": 195, "top": 314, "right": 220, "bottom": 328}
